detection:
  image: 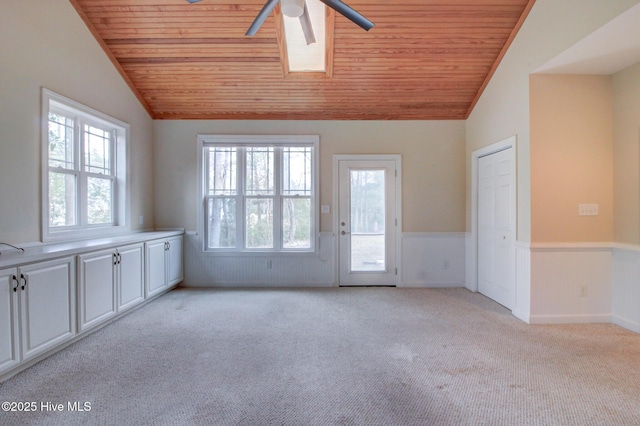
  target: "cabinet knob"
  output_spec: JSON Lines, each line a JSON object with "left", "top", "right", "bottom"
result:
{"left": 11, "top": 275, "right": 18, "bottom": 292}
{"left": 20, "top": 273, "right": 27, "bottom": 291}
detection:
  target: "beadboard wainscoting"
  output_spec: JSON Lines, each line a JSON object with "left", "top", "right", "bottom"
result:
{"left": 400, "top": 233, "right": 466, "bottom": 288}
{"left": 513, "top": 241, "right": 532, "bottom": 323}
{"left": 529, "top": 243, "right": 613, "bottom": 324}
{"left": 612, "top": 244, "right": 640, "bottom": 333}
{"left": 183, "top": 231, "right": 467, "bottom": 288}
{"left": 183, "top": 232, "right": 336, "bottom": 287}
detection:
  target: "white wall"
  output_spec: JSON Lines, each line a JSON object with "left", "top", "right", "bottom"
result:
{"left": 401, "top": 233, "right": 465, "bottom": 288}
{"left": 530, "top": 245, "right": 612, "bottom": 324}
{"left": 0, "top": 0, "right": 154, "bottom": 245}
{"left": 612, "top": 246, "right": 640, "bottom": 332}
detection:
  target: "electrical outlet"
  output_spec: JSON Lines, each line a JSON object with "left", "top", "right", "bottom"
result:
{"left": 321, "top": 205, "right": 331, "bottom": 214}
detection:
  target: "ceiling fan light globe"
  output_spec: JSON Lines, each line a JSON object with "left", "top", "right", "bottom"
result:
{"left": 282, "top": 0, "right": 305, "bottom": 18}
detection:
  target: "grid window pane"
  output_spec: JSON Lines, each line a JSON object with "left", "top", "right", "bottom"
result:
{"left": 246, "top": 198, "right": 273, "bottom": 248}
{"left": 283, "top": 147, "right": 312, "bottom": 195}
{"left": 246, "top": 147, "right": 274, "bottom": 196}
{"left": 208, "top": 147, "right": 236, "bottom": 195}
{"left": 49, "top": 171, "right": 77, "bottom": 227}
{"left": 207, "top": 197, "right": 236, "bottom": 248}
{"left": 87, "top": 177, "right": 113, "bottom": 224}
{"left": 84, "top": 124, "right": 112, "bottom": 175}
{"left": 282, "top": 198, "right": 311, "bottom": 248}
{"left": 44, "top": 92, "right": 126, "bottom": 240}
{"left": 48, "top": 112, "right": 74, "bottom": 169}
{"left": 202, "top": 139, "right": 315, "bottom": 252}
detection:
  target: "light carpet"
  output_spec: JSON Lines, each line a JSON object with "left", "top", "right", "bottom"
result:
{"left": 1, "top": 287, "right": 639, "bottom": 425}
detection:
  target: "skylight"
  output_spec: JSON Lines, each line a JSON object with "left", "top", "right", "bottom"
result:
{"left": 282, "top": 0, "right": 326, "bottom": 72}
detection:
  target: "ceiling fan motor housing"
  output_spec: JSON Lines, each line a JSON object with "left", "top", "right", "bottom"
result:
{"left": 282, "top": 0, "right": 306, "bottom": 18}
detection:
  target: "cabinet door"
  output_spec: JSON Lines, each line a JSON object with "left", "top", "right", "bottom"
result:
{"left": 0, "top": 268, "right": 20, "bottom": 375}
{"left": 145, "top": 239, "right": 167, "bottom": 298}
{"left": 19, "top": 257, "right": 75, "bottom": 361}
{"left": 167, "top": 236, "right": 183, "bottom": 287}
{"left": 78, "top": 250, "right": 117, "bottom": 333}
{"left": 118, "top": 243, "right": 144, "bottom": 311}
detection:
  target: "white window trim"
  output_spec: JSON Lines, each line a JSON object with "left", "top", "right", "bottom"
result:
{"left": 197, "top": 134, "right": 319, "bottom": 255}
{"left": 41, "top": 88, "right": 130, "bottom": 242}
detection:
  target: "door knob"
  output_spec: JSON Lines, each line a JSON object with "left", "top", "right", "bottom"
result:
{"left": 341, "top": 230, "right": 350, "bottom": 235}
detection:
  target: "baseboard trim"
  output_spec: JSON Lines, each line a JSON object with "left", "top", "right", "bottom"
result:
{"left": 400, "top": 281, "right": 465, "bottom": 288}
{"left": 529, "top": 314, "right": 612, "bottom": 324}
{"left": 612, "top": 315, "right": 640, "bottom": 333}
{"left": 512, "top": 308, "right": 530, "bottom": 324}
{"left": 184, "top": 281, "right": 336, "bottom": 288}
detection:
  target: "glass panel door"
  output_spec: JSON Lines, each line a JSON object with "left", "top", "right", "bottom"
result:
{"left": 349, "top": 169, "right": 386, "bottom": 272}
{"left": 338, "top": 158, "right": 397, "bottom": 286}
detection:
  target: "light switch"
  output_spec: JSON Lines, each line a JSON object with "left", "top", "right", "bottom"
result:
{"left": 321, "top": 205, "right": 330, "bottom": 214}
{"left": 578, "top": 204, "right": 598, "bottom": 216}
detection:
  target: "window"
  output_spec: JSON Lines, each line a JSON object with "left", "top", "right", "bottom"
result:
{"left": 42, "top": 89, "right": 129, "bottom": 242}
{"left": 199, "top": 135, "right": 318, "bottom": 253}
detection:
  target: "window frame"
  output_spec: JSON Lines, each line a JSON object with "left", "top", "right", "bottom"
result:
{"left": 198, "top": 134, "right": 319, "bottom": 255}
{"left": 41, "top": 88, "right": 130, "bottom": 242}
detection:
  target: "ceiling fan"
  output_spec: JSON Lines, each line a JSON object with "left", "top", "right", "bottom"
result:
{"left": 186, "top": 0, "right": 374, "bottom": 45}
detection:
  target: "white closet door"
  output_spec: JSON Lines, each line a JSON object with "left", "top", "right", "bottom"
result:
{"left": 478, "top": 148, "right": 516, "bottom": 309}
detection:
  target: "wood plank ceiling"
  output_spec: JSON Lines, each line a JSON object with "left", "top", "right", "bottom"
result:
{"left": 69, "top": 0, "right": 535, "bottom": 120}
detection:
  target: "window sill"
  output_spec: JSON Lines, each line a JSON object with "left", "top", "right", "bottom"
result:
{"left": 42, "top": 225, "right": 130, "bottom": 244}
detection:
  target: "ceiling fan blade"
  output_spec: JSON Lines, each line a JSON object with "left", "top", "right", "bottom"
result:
{"left": 299, "top": 2, "right": 316, "bottom": 45}
{"left": 246, "top": 0, "right": 281, "bottom": 36}
{"left": 318, "top": 0, "right": 373, "bottom": 31}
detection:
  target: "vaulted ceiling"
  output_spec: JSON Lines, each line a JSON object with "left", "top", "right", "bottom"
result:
{"left": 69, "top": 0, "right": 536, "bottom": 120}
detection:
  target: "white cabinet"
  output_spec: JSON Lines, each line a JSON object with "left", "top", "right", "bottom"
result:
{"left": 0, "top": 258, "right": 76, "bottom": 364}
{"left": 18, "top": 258, "right": 76, "bottom": 362}
{"left": 167, "top": 235, "right": 183, "bottom": 286}
{"left": 78, "top": 243, "right": 144, "bottom": 333}
{"left": 1, "top": 259, "right": 76, "bottom": 375}
{"left": 117, "top": 244, "right": 145, "bottom": 312}
{"left": 145, "top": 239, "right": 167, "bottom": 298}
{"left": 0, "top": 269, "right": 20, "bottom": 376}
{"left": 0, "top": 231, "right": 182, "bottom": 381}
{"left": 145, "top": 235, "right": 183, "bottom": 298}
{"left": 78, "top": 250, "right": 116, "bottom": 332}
